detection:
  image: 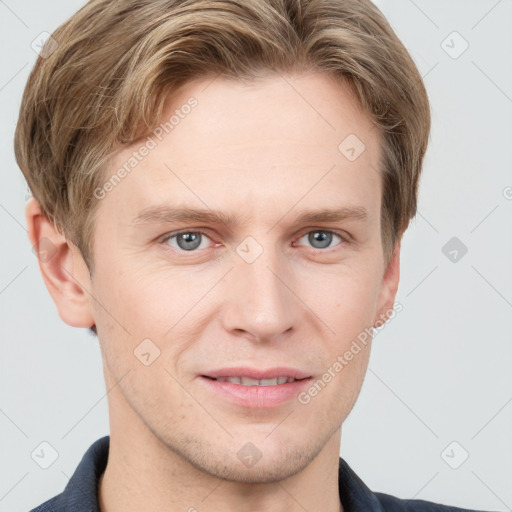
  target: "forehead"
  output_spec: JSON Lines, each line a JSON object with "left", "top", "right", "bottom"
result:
{"left": 101, "top": 72, "right": 382, "bottom": 225}
{"left": 156, "top": 71, "right": 379, "bottom": 158}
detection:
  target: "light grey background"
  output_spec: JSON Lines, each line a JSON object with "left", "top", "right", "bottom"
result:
{"left": 1, "top": 1, "right": 511, "bottom": 511}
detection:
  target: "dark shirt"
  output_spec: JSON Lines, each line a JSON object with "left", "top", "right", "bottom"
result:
{"left": 28, "top": 436, "right": 493, "bottom": 511}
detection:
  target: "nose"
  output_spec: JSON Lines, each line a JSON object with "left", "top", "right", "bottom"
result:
{"left": 221, "top": 242, "right": 299, "bottom": 342}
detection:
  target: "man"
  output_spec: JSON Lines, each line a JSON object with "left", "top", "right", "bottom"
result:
{"left": 14, "top": 0, "right": 495, "bottom": 510}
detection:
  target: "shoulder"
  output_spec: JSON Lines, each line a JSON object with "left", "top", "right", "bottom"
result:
{"left": 26, "top": 435, "right": 109, "bottom": 512}
{"left": 28, "top": 494, "right": 64, "bottom": 512}
{"left": 338, "top": 456, "right": 495, "bottom": 512}
{"left": 375, "top": 491, "right": 493, "bottom": 512}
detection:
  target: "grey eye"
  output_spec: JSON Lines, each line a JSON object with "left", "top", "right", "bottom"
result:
{"left": 167, "top": 232, "right": 207, "bottom": 251}
{"left": 299, "top": 230, "right": 342, "bottom": 249}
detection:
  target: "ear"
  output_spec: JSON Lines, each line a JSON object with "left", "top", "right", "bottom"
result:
{"left": 26, "top": 197, "right": 95, "bottom": 328}
{"left": 373, "top": 239, "right": 401, "bottom": 327}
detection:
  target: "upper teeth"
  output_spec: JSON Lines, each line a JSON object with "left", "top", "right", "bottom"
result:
{"left": 215, "top": 376, "right": 296, "bottom": 386}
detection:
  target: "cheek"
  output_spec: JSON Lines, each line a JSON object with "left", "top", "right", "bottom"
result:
{"left": 298, "top": 264, "right": 380, "bottom": 406}
{"left": 301, "top": 263, "right": 382, "bottom": 334}
{"left": 91, "top": 263, "right": 215, "bottom": 375}
{"left": 93, "top": 260, "right": 182, "bottom": 334}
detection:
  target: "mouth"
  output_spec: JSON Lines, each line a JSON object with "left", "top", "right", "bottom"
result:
{"left": 200, "top": 366, "right": 312, "bottom": 384}
{"left": 198, "top": 367, "right": 313, "bottom": 408}
{"left": 201, "top": 375, "right": 308, "bottom": 386}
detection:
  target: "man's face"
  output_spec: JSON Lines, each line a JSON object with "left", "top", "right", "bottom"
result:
{"left": 84, "top": 72, "right": 396, "bottom": 481}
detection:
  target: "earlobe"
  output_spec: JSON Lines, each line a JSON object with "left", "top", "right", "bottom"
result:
{"left": 25, "top": 197, "right": 95, "bottom": 328}
{"left": 373, "top": 240, "right": 401, "bottom": 328}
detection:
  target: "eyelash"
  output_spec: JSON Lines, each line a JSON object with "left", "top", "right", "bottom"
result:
{"left": 159, "top": 229, "right": 347, "bottom": 254}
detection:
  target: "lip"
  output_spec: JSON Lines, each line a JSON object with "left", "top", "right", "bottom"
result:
{"left": 198, "top": 367, "right": 313, "bottom": 409}
{"left": 201, "top": 366, "right": 311, "bottom": 380}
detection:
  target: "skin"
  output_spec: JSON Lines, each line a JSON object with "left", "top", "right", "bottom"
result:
{"left": 27, "top": 71, "right": 400, "bottom": 512}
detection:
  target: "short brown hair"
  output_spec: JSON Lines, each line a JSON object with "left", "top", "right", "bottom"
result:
{"left": 14, "top": 0, "right": 430, "bottom": 270}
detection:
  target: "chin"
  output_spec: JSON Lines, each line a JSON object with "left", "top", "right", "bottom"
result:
{"left": 173, "top": 435, "right": 319, "bottom": 484}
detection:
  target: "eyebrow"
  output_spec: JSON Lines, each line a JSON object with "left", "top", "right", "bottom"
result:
{"left": 131, "top": 205, "right": 368, "bottom": 227}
